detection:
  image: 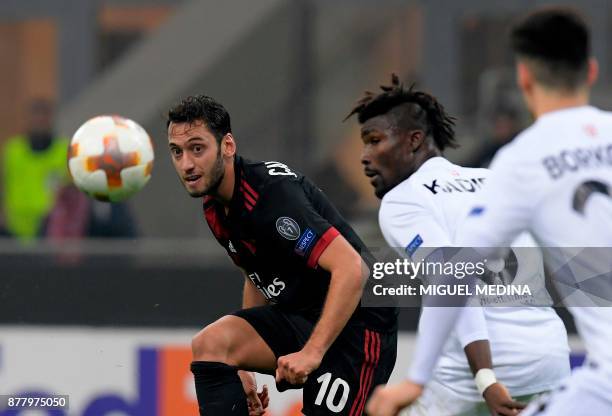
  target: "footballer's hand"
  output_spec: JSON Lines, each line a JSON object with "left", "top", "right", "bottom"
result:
{"left": 366, "top": 380, "right": 423, "bottom": 416}
{"left": 483, "top": 382, "right": 526, "bottom": 416}
{"left": 275, "top": 348, "right": 322, "bottom": 385}
{"left": 238, "top": 370, "right": 269, "bottom": 416}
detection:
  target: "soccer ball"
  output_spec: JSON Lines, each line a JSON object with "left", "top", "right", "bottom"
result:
{"left": 68, "top": 115, "right": 154, "bottom": 202}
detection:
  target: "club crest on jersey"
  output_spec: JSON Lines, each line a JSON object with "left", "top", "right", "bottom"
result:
{"left": 406, "top": 234, "right": 423, "bottom": 256}
{"left": 295, "top": 228, "right": 317, "bottom": 256}
{"left": 276, "top": 217, "right": 301, "bottom": 240}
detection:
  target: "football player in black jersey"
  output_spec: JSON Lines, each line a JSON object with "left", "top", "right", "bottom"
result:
{"left": 167, "top": 95, "right": 397, "bottom": 416}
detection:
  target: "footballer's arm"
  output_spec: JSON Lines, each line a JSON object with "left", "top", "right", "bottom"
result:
{"left": 455, "top": 308, "right": 523, "bottom": 413}
{"left": 275, "top": 234, "right": 365, "bottom": 384}
{"left": 464, "top": 341, "right": 492, "bottom": 375}
{"left": 464, "top": 340, "right": 525, "bottom": 415}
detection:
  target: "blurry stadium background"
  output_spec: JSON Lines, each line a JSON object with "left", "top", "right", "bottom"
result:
{"left": 0, "top": 0, "right": 606, "bottom": 414}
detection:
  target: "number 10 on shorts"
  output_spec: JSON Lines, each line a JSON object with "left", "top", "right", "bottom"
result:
{"left": 314, "top": 372, "right": 350, "bottom": 413}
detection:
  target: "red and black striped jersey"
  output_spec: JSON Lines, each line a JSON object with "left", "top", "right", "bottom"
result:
{"left": 203, "top": 155, "right": 397, "bottom": 331}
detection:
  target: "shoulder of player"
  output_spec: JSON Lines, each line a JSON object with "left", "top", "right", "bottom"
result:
{"left": 381, "top": 175, "right": 424, "bottom": 205}
{"left": 240, "top": 158, "right": 306, "bottom": 200}
{"left": 378, "top": 182, "right": 436, "bottom": 245}
{"left": 383, "top": 158, "right": 487, "bottom": 202}
{"left": 489, "top": 125, "right": 542, "bottom": 169}
{"left": 241, "top": 157, "right": 293, "bottom": 182}
{"left": 379, "top": 177, "right": 432, "bottom": 226}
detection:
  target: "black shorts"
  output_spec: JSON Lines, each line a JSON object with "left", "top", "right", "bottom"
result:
{"left": 232, "top": 306, "right": 397, "bottom": 416}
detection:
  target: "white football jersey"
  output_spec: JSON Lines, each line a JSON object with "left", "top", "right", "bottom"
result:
{"left": 379, "top": 157, "right": 569, "bottom": 400}
{"left": 458, "top": 105, "right": 612, "bottom": 372}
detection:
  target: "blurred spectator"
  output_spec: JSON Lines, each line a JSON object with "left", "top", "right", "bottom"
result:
{"left": 1, "top": 98, "right": 69, "bottom": 240}
{"left": 465, "top": 107, "right": 522, "bottom": 168}
{"left": 0, "top": 208, "right": 9, "bottom": 237}
{"left": 42, "top": 184, "right": 138, "bottom": 265}
{"left": 43, "top": 184, "right": 138, "bottom": 239}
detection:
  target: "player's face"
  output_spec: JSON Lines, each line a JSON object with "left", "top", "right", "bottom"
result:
{"left": 168, "top": 121, "right": 226, "bottom": 198}
{"left": 360, "top": 116, "right": 416, "bottom": 198}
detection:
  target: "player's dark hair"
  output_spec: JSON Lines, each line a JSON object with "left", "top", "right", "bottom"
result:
{"left": 166, "top": 95, "right": 232, "bottom": 143}
{"left": 345, "top": 74, "right": 457, "bottom": 151}
{"left": 511, "top": 7, "right": 590, "bottom": 91}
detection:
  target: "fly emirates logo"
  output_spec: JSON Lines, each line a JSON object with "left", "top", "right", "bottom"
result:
{"left": 248, "top": 272, "right": 286, "bottom": 301}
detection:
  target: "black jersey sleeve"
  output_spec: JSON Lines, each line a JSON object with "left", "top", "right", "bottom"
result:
{"left": 253, "top": 177, "right": 340, "bottom": 269}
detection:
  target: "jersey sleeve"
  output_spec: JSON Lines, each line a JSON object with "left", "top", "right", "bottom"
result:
{"left": 407, "top": 307, "right": 463, "bottom": 384}
{"left": 253, "top": 177, "right": 340, "bottom": 269}
{"left": 456, "top": 307, "right": 489, "bottom": 348}
{"left": 379, "top": 192, "right": 452, "bottom": 262}
{"left": 457, "top": 145, "right": 541, "bottom": 248}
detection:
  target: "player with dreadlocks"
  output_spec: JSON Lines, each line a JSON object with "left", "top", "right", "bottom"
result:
{"left": 346, "top": 75, "right": 570, "bottom": 415}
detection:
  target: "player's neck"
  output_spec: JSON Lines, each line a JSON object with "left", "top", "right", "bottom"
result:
{"left": 215, "top": 161, "right": 235, "bottom": 207}
{"left": 413, "top": 147, "right": 442, "bottom": 173}
{"left": 531, "top": 86, "right": 590, "bottom": 119}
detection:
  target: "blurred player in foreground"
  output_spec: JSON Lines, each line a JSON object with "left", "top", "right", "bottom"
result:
{"left": 347, "top": 75, "right": 569, "bottom": 415}
{"left": 367, "top": 8, "right": 612, "bottom": 416}
{"left": 166, "top": 95, "right": 397, "bottom": 415}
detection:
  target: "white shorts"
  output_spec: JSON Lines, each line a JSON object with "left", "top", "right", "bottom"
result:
{"left": 401, "top": 379, "right": 486, "bottom": 416}
{"left": 402, "top": 379, "right": 547, "bottom": 416}
{"left": 521, "top": 364, "right": 612, "bottom": 416}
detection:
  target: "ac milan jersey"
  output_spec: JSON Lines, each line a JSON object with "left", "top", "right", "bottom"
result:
{"left": 203, "top": 155, "right": 397, "bottom": 331}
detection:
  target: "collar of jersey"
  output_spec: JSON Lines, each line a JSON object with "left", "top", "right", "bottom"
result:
{"left": 227, "top": 154, "right": 245, "bottom": 218}
{"left": 418, "top": 156, "right": 450, "bottom": 171}
{"left": 387, "top": 156, "right": 451, "bottom": 197}
{"left": 537, "top": 105, "right": 596, "bottom": 123}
